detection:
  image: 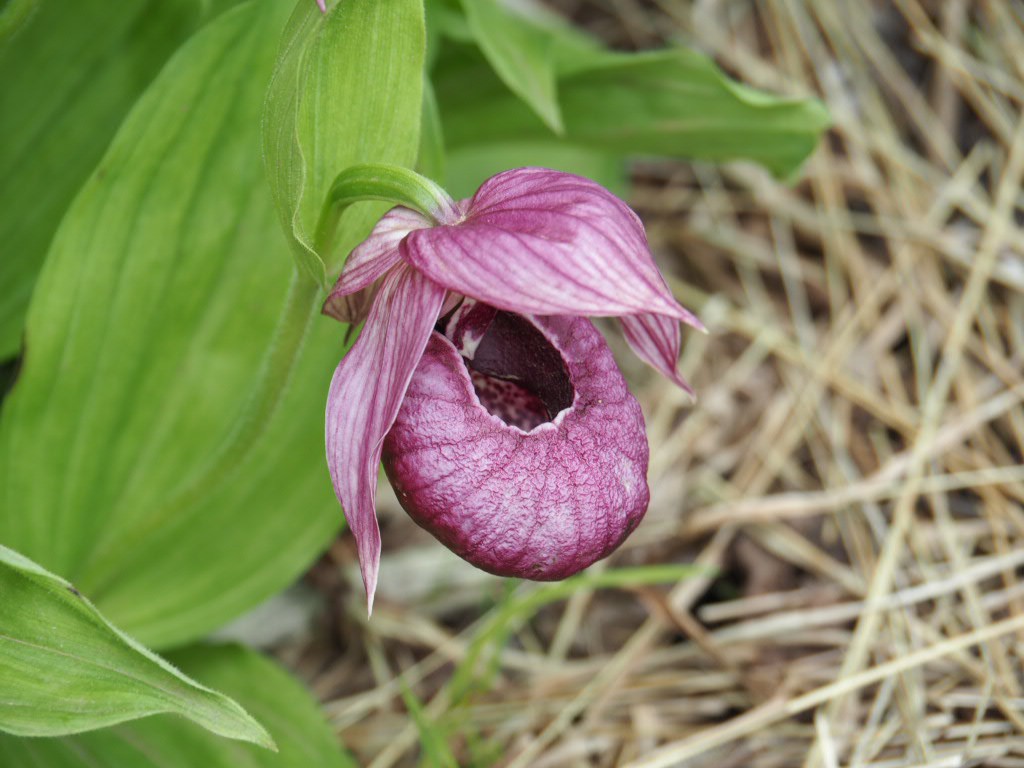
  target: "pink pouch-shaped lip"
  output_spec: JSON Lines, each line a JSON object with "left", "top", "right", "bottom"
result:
{"left": 383, "top": 312, "right": 649, "bottom": 580}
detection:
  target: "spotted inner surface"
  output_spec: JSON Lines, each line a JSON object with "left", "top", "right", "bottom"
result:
{"left": 441, "top": 306, "right": 575, "bottom": 430}
{"left": 469, "top": 371, "right": 550, "bottom": 430}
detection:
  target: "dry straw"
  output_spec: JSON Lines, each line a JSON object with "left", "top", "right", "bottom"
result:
{"left": 282, "top": 2, "right": 1024, "bottom": 766}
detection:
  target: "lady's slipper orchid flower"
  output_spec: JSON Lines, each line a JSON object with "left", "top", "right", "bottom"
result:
{"left": 324, "top": 168, "right": 702, "bottom": 612}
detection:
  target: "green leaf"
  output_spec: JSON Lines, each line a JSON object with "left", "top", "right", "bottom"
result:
{"left": 0, "top": 0, "right": 419, "bottom": 650}
{"left": 458, "top": 0, "right": 562, "bottom": 134}
{"left": 446, "top": 141, "right": 625, "bottom": 199}
{"left": 417, "top": 77, "right": 447, "bottom": 184}
{"left": 399, "top": 681, "right": 458, "bottom": 768}
{"left": 262, "top": 0, "right": 426, "bottom": 283}
{"left": 0, "top": 0, "right": 38, "bottom": 43}
{"left": 0, "top": 546, "right": 272, "bottom": 747}
{"left": 559, "top": 49, "right": 830, "bottom": 177}
{"left": 425, "top": 0, "right": 472, "bottom": 46}
{"left": 0, "top": 0, "right": 239, "bottom": 359}
{"left": 0, "top": 643, "right": 358, "bottom": 767}
{"left": 436, "top": 43, "right": 829, "bottom": 178}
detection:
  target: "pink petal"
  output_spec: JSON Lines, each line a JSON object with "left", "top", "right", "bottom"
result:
{"left": 620, "top": 313, "right": 696, "bottom": 396}
{"left": 323, "top": 207, "right": 431, "bottom": 324}
{"left": 325, "top": 264, "right": 447, "bottom": 612}
{"left": 401, "top": 168, "right": 691, "bottom": 320}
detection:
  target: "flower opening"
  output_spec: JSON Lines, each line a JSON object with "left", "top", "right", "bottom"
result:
{"left": 444, "top": 302, "right": 574, "bottom": 431}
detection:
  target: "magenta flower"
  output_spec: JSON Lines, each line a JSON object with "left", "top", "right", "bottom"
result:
{"left": 324, "top": 168, "right": 702, "bottom": 611}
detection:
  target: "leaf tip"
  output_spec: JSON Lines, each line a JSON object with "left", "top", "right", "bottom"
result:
{"left": 255, "top": 728, "right": 279, "bottom": 752}
{"left": 541, "top": 104, "right": 565, "bottom": 136}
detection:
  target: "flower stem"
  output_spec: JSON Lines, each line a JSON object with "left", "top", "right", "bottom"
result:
{"left": 313, "top": 163, "right": 459, "bottom": 258}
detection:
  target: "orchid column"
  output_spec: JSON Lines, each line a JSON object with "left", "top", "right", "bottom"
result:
{"left": 321, "top": 165, "right": 703, "bottom": 612}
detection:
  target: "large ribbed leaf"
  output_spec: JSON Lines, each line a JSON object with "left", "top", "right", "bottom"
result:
{"left": 0, "top": 0, "right": 238, "bottom": 358}
{"left": 0, "top": 0, "right": 422, "bottom": 649}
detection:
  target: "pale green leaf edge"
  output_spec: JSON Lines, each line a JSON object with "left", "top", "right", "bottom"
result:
{"left": 261, "top": 1, "right": 327, "bottom": 286}
{"left": 0, "top": 544, "right": 274, "bottom": 750}
{"left": 0, "top": 643, "right": 358, "bottom": 767}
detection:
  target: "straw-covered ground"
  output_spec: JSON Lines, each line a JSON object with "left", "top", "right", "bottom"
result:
{"left": 262, "top": 2, "right": 1024, "bottom": 765}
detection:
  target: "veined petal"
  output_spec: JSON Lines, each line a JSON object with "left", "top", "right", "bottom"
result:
{"left": 401, "top": 167, "right": 689, "bottom": 319}
{"left": 338, "top": 207, "right": 431, "bottom": 290}
{"left": 323, "top": 206, "right": 431, "bottom": 323}
{"left": 620, "top": 313, "right": 696, "bottom": 396}
{"left": 325, "top": 264, "right": 447, "bottom": 612}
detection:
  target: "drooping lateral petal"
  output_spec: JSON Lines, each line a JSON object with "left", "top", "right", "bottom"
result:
{"left": 401, "top": 167, "right": 690, "bottom": 319}
{"left": 325, "top": 264, "right": 447, "bottom": 612}
{"left": 620, "top": 313, "right": 696, "bottom": 396}
{"left": 322, "top": 206, "right": 431, "bottom": 323}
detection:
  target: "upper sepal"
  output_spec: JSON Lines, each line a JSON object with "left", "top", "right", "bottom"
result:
{"left": 401, "top": 168, "right": 692, "bottom": 320}
{"left": 261, "top": 0, "right": 424, "bottom": 282}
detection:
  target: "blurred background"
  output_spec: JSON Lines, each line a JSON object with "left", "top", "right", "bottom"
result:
{"left": 242, "top": 1, "right": 1024, "bottom": 766}
{"left": 3, "top": 0, "right": 1023, "bottom": 766}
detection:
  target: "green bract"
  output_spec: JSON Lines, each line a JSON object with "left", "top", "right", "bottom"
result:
{"left": 262, "top": 0, "right": 426, "bottom": 284}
